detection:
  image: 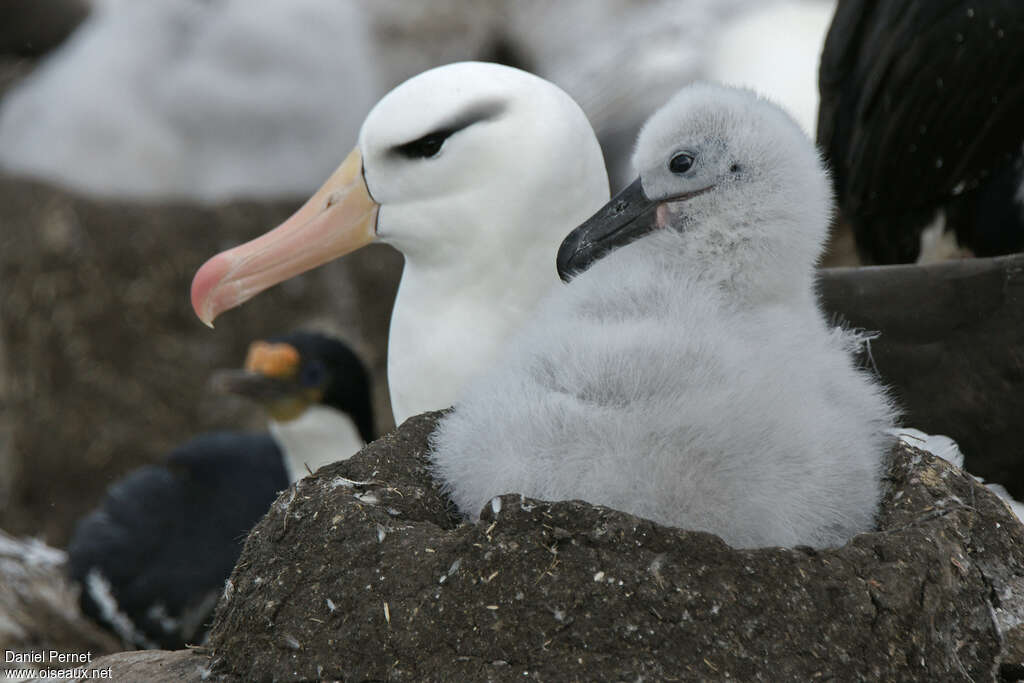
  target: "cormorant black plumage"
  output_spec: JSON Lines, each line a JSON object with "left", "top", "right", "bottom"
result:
{"left": 67, "top": 432, "right": 286, "bottom": 648}
{"left": 67, "top": 331, "right": 374, "bottom": 649}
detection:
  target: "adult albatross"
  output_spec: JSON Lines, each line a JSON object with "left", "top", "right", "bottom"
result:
{"left": 431, "top": 83, "right": 897, "bottom": 549}
{"left": 191, "top": 62, "right": 609, "bottom": 425}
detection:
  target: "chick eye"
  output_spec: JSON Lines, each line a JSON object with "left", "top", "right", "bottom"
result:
{"left": 668, "top": 153, "right": 695, "bottom": 174}
{"left": 300, "top": 360, "right": 326, "bottom": 387}
{"left": 394, "top": 130, "right": 453, "bottom": 159}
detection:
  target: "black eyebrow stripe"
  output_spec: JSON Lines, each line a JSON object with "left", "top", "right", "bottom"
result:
{"left": 439, "top": 100, "right": 507, "bottom": 136}
{"left": 390, "top": 100, "right": 507, "bottom": 157}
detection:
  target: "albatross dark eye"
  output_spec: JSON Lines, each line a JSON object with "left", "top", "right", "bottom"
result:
{"left": 669, "top": 153, "right": 695, "bottom": 174}
{"left": 394, "top": 130, "right": 453, "bottom": 159}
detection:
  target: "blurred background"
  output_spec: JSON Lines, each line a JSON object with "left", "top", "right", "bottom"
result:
{"left": 0, "top": 0, "right": 839, "bottom": 547}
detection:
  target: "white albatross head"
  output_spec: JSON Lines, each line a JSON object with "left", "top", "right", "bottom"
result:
{"left": 558, "top": 82, "right": 831, "bottom": 302}
{"left": 191, "top": 62, "right": 609, "bottom": 422}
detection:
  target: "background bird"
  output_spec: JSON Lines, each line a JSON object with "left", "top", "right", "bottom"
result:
{"left": 67, "top": 331, "right": 373, "bottom": 648}
{"left": 817, "top": 0, "right": 1024, "bottom": 264}
{"left": 431, "top": 83, "right": 897, "bottom": 549}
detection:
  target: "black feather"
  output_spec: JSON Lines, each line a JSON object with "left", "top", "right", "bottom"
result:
{"left": 818, "top": 0, "right": 1024, "bottom": 263}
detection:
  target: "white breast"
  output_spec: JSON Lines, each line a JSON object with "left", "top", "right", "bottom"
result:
{"left": 269, "top": 405, "right": 365, "bottom": 482}
{"left": 386, "top": 248, "right": 563, "bottom": 425}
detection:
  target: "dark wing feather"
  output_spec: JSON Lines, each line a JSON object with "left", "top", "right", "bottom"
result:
{"left": 818, "top": 0, "right": 1024, "bottom": 262}
{"left": 68, "top": 432, "right": 287, "bottom": 648}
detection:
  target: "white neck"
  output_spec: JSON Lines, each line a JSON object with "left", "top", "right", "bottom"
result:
{"left": 386, "top": 249, "right": 560, "bottom": 424}
{"left": 269, "top": 405, "right": 365, "bottom": 483}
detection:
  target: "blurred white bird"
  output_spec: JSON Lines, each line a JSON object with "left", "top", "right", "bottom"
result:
{"left": 0, "top": 0, "right": 837, "bottom": 199}
{"left": 0, "top": 0, "right": 378, "bottom": 201}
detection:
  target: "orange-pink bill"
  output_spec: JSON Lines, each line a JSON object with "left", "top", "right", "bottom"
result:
{"left": 190, "top": 147, "right": 379, "bottom": 327}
